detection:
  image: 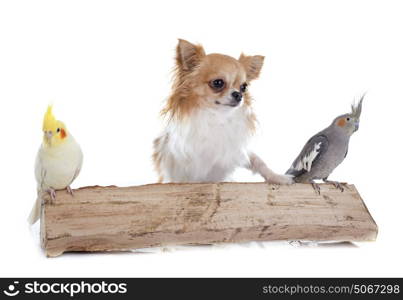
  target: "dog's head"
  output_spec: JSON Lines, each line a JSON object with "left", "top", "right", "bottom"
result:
{"left": 164, "top": 39, "right": 264, "bottom": 118}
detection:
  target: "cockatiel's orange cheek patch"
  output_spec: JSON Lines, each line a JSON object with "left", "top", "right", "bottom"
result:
{"left": 60, "top": 128, "right": 67, "bottom": 139}
{"left": 337, "top": 119, "right": 346, "bottom": 127}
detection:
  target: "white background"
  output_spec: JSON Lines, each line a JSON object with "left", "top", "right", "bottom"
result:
{"left": 0, "top": 0, "right": 402, "bottom": 277}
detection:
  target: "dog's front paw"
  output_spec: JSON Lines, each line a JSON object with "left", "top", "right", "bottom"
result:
{"left": 276, "top": 174, "right": 295, "bottom": 185}
{"left": 264, "top": 173, "right": 295, "bottom": 185}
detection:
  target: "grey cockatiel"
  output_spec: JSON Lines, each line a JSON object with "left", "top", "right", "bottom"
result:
{"left": 286, "top": 95, "right": 364, "bottom": 194}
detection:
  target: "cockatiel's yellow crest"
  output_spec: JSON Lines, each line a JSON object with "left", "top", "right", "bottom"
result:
{"left": 43, "top": 105, "right": 57, "bottom": 131}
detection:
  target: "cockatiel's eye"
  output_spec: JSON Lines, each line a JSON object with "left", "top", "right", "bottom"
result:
{"left": 56, "top": 128, "right": 61, "bottom": 133}
{"left": 346, "top": 117, "right": 351, "bottom": 122}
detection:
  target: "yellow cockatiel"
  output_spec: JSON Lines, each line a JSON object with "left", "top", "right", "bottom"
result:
{"left": 28, "top": 105, "right": 83, "bottom": 225}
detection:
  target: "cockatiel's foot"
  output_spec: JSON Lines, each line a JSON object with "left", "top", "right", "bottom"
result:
{"left": 324, "top": 179, "right": 344, "bottom": 192}
{"left": 310, "top": 181, "right": 321, "bottom": 195}
{"left": 46, "top": 188, "right": 56, "bottom": 203}
{"left": 66, "top": 186, "right": 74, "bottom": 196}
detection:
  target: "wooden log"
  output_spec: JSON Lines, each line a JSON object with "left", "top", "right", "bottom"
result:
{"left": 40, "top": 183, "right": 377, "bottom": 257}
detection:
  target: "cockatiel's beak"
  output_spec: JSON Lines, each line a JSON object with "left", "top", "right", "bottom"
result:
{"left": 44, "top": 131, "right": 53, "bottom": 143}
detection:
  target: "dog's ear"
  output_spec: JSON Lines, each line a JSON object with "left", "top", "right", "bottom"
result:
{"left": 176, "top": 39, "right": 206, "bottom": 72}
{"left": 239, "top": 54, "right": 265, "bottom": 81}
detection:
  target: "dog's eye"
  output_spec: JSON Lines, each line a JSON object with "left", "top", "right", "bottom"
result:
{"left": 209, "top": 79, "right": 225, "bottom": 91}
{"left": 240, "top": 83, "right": 248, "bottom": 93}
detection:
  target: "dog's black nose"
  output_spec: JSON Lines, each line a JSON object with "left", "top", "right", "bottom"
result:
{"left": 231, "top": 91, "right": 242, "bottom": 102}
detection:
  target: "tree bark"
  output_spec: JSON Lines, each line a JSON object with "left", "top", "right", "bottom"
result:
{"left": 40, "top": 183, "right": 377, "bottom": 257}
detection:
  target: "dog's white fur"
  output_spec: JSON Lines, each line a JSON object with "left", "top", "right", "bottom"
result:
{"left": 156, "top": 105, "right": 250, "bottom": 182}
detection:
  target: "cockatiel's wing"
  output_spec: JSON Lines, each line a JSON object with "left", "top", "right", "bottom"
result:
{"left": 286, "top": 135, "right": 329, "bottom": 177}
{"left": 34, "top": 150, "right": 46, "bottom": 190}
{"left": 69, "top": 153, "right": 83, "bottom": 185}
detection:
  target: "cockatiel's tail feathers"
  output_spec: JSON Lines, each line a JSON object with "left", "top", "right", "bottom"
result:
{"left": 351, "top": 93, "right": 365, "bottom": 119}
{"left": 27, "top": 196, "right": 41, "bottom": 225}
